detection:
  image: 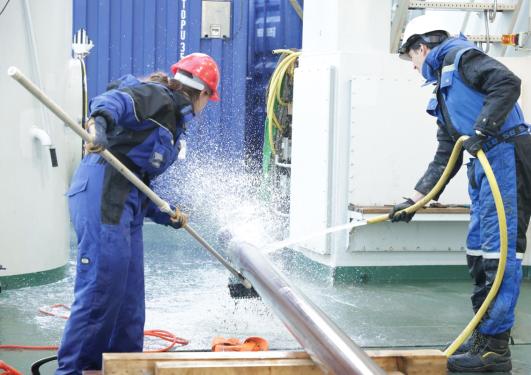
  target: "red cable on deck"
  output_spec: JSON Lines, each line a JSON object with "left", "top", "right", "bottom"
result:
{"left": 0, "top": 305, "right": 189, "bottom": 352}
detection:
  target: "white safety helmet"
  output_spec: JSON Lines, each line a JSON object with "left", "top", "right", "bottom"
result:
{"left": 398, "top": 14, "right": 450, "bottom": 60}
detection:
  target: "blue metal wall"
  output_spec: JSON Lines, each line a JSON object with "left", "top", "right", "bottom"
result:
{"left": 73, "top": 0, "right": 302, "bottom": 164}
{"left": 246, "top": 0, "right": 302, "bottom": 161}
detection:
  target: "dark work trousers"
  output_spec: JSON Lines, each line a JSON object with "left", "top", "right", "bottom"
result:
{"left": 466, "top": 134, "right": 531, "bottom": 335}
{"left": 56, "top": 154, "right": 146, "bottom": 374}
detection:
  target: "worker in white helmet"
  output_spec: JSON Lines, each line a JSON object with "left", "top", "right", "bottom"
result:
{"left": 392, "top": 14, "right": 531, "bottom": 373}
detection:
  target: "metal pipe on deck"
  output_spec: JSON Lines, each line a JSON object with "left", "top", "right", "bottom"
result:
{"left": 227, "top": 240, "right": 386, "bottom": 375}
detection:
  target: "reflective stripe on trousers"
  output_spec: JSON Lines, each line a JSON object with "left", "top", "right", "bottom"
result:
{"left": 465, "top": 140, "right": 530, "bottom": 335}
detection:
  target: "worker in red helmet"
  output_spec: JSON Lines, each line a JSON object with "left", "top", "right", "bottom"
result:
{"left": 171, "top": 52, "right": 221, "bottom": 102}
{"left": 56, "top": 53, "right": 220, "bottom": 375}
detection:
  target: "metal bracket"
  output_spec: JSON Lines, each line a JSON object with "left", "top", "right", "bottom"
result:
{"left": 488, "top": 0, "right": 498, "bottom": 22}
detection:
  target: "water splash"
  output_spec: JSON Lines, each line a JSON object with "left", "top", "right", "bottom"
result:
{"left": 152, "top": 151, "right": 374, "bottom": 254}
{"left": 153, "top": 153, "right": 287, "bottom": 248}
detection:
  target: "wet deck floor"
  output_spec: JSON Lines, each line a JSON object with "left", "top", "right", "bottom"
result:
{"left": 1, "top": 222, "right": 530, "bottom": 374}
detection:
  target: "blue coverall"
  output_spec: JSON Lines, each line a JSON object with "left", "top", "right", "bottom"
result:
{"left": 56, "top": 76, "right": 194, "bottom": 374}
{"left": 418, "top": 36, "right": 531, "bottom": 335}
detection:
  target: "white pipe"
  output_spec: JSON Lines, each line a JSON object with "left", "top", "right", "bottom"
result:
{"left": 227, "top": 240, "right": 386, "bottom": 375}
{"left": 22, "top": 0, "right": 53, "bottom": 143}
{"left": 30, "top": 127, "right": 52, "bottom": 147}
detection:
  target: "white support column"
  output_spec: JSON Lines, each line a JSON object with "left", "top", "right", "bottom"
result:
{"left": 290, "top": 1, "right": 393, "bottom": 263}
{"left": 301, "top": 1, "right": 391, "bottom": 54}
{"left": 290, "top": 1, "right": 531, "bottom": 271}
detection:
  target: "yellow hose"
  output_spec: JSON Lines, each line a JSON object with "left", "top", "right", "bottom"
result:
{"left": 366, "top": 135, "right": 508, "bottom": 357}
{"left": 444, "top": 147, "right": 507, "bottom": 357}
{"left": 367, "top": 136, "right": 468, "bottom": 225}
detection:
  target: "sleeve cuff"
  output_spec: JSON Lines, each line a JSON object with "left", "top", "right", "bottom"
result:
{"left": 474, "top": 117, "right": 498, "bottom": 137}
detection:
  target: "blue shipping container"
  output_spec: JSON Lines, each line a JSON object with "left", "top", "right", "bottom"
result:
{"left": 73, "top": 0, "right": 302, "bottom": 165}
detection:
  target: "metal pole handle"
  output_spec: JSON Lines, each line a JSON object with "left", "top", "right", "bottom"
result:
{"left": 8, "top": 66, "right": 252, "bottom": 289}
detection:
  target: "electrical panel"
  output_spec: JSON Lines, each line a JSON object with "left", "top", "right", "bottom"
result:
{"left": 201, "top": 0, "right": 231, "bottom": 39}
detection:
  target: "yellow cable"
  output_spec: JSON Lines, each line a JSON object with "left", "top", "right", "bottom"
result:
{"left": 274, "top": 54, "right": 296, "bottom": 107}
{"left": 266, "top": 50, "right": 301, "bottom": 154}
{"left": 267, "top": 59, "right": 286, "bottom": 138}
{"left": 267, "top": 52, "right": 300, "bottom": 115}
{"left": 272, "top": 49, "right": 297, "bottom": 55}
{"left": 289, "top": 0, "right": 303, "bottom": 20}
{"left": 276, "top": 82, "right": 288, "bottom": 106}
{"left": 365, "top": 136, "right": 508, "bottom": 357}
{"left": 269, "top": 52, "right": 297, "bottom": 111}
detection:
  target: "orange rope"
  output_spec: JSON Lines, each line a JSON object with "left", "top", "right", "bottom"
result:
{"left": 0, "top": 306, "right": 189, "bottom": 352}
{"left": 38, "top": 304, "right": 70, "bottom": 319}
{"left": 0, "top": 360, "right": 23, "bottom": 375}
{"left": 0, "top": 331, "right": 188, "bottom": 352}
{"left": 0, "top": 344, "right": 59, "bottom": 351}
{"left": 144, "top": 329, "right": 189, "bottom": 352}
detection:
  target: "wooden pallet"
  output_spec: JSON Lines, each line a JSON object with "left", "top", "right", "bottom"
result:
{"left": 96, "top": 349, "right": 446, "bottom": 375}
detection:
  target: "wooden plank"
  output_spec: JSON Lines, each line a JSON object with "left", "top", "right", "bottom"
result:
{"left": 367, "top": 350, "right": 447, "bottom": 375}
{"left": 103, "top": 352, "right": 311, "bottom": 375}
{"left": 402, "top": 354, "right": 447, "bottom": 375}
{"left": 103, "top": 349, "right": 446, "bottom": 375}
{"left": 369, "top": 355, "right": 400, "bottom": 371}
{"left": 155, "top": 359, "right": 322, "bottom": 375}
{"left": 349, "top": 205, "right": 470, "bottom": 215}
{"left": 367, "top": 349, "right": 446, "bottom": 357}
{"left": 104, "top": 351, "right": 309, "bottom": 361}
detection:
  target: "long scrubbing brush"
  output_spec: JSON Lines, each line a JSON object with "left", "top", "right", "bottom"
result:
{"left": 228, "top": 275, "right": 260, "bottom": 299}
{"left": 217, "top": 229, "right": 260, "bottom": 299}
{"left": 8, "top": 67, "right": 257, "bottom": 303}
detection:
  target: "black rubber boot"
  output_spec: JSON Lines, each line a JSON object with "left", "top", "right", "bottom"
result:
{"left": 447, "top": 330, "right": 477, "bottom": 355}
{"left": 447, "top": 331, "right": 512, "bottom": 373}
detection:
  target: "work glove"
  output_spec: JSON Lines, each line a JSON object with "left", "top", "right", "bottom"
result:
{"left": 463, "top": 134, "right": 487, "bottom": 157}
{"left": 169, "top": 206, "right": 189, "bottom": 229}
{"left": 389, "top": 198, "right": 416, "bottom": 223}
{"left": 85, "top": 116, "right": 109, "bottom": 153}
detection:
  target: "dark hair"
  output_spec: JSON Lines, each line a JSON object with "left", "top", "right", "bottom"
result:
{"left": 409, "top": 31, "right": 449, "bottom": 52}
{"left": 145, "top": 71, "right": 201, "bottom": 102}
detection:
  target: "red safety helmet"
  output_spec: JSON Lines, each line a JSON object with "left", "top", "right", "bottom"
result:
{"left": 170, "top": 53, "right": 220, "bottom": 101}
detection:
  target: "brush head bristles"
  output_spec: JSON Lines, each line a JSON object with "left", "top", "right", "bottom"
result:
{"left": 228, "top": 280, "right": 260, "bottom": 299}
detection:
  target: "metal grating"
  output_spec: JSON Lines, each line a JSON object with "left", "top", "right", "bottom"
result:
{"left": 409, "top": 1, "right": 516, "bottom": 11}
{"left": 465, "top": 34, "right": 503, "bottom": 42}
